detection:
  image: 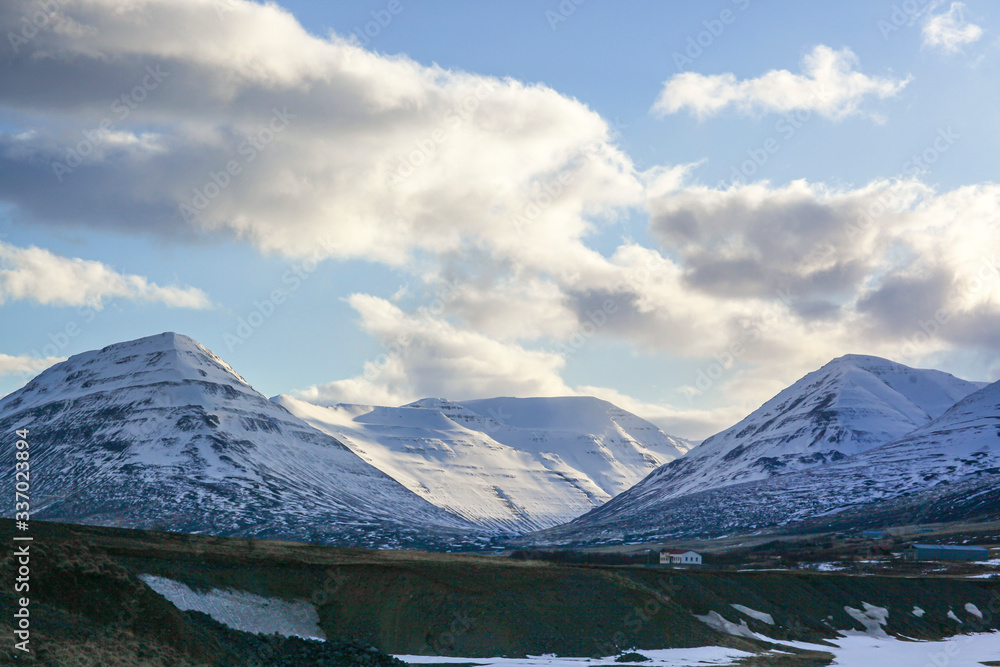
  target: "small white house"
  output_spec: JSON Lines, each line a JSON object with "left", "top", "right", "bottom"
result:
{"left": 659, "top": 548, "right": 702, "bottom": 565}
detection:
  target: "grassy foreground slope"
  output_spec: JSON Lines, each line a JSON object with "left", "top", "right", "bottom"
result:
{"left": 2, "top": 519, "right": 999, "bottom": 664}
{"left": 0, "top": 519, "right": 411, "bottom": 666}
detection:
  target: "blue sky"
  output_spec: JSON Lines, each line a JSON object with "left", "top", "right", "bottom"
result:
{"left": 1, "top": 0, "right": 998, "bottom": 438}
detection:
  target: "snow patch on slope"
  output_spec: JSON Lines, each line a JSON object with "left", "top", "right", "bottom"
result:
{"left": 731, "top": 604, "right": 774, "bottom": 625}
{"left": 140, "top": 574, "right": 325, "bottom": 640}
{"left": 694, "top": 611, "right": 761, "bottom": 639}
{"left": 843, "top": 603, "right": 889, "bottom": 638}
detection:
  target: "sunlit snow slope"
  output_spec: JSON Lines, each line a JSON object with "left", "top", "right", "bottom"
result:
{"left": 274, "top": 395, "right": 692, "bottom": 531}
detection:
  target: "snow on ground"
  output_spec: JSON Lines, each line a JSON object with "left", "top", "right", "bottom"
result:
{"left": 948, "top": 610, "right": 963, "bottom": 624}
{"left": 397, "top": 632, "right": 1000, "bottom": 667}
{"left": 397, "top": 647, "right": 754, "bottom": 666}
{"left": 810, "top": 561, "right": 847, "bottom": 572}
{"left": 140, "top": 575, "right": 325, "bottom": 640}
{"left": 798, "top": 632, "right": 1000, "bottom": 667}
{"left": 912, "top": 606, "right": 926, "bottom": 617}
{"left": 693, "top": 611, "right": 761, "bottom": 639}
{"left": 843, "top": 603, "right": 889, "bottom": 638}
{"left": 730, "top": 604, "right": 775, "bottom": 625}
{"left": 964, "top": 603, "right": 983, "bottom": 619}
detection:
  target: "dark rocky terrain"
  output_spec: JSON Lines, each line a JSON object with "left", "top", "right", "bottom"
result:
{"left": 2, "top": 519, "right": 998, "bottom": 665}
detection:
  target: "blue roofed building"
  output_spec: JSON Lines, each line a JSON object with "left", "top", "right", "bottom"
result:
{"left": 903, "top": 544, "right": 989, "bottom": 562}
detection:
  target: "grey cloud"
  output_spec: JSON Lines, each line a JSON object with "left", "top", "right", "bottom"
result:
{"left": 0, "top": 133, "right": 210, "bottom": 238}
{"left": 0, "top": 0, "right": 634, "bottom": 264}
{"left": 650, "top": 185, "right": 878, "bottom": 305}
{"left": 943, "top": 310, "right": 1000, "bottom": 349}
{"left": 789, "top": 298, "right": 841, "bottom": 321}
{"left": 857, "top": 269, "right": 954, "bottom": 337}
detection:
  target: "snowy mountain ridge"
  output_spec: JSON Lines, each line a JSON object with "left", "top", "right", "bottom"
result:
{"left": 4, "top": 333, "right": 994, "bottom": 549}
{"left": 628, "top": 354, "right": 986, "bottom": 503}
{"left": 529, "top": 364, "right": 1000, "bottom": 546}
{"left": 274, "top": 394, "right": 692, "bottom": 532}
{"left": 0, "top": 333, "right": 476, "bottom": 548}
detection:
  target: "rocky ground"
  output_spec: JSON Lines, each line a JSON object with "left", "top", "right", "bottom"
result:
{"left": 2, "top": 519, "right": 998, "bottom": 665}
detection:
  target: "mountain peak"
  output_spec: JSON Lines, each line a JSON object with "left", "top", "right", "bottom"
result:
{"left": 827, "top": 353, "right": 897, "bottom": 368}
{"left": 0, "top": 333, "right": 472, "bottom": 548}
{"left": 90, "top": 331, "right": 200, "bottom": 354}
{"left": 822, "top": 354, "right": 942, "bottom": 379}
{"left": 615, "top": 354, "right": 986, "bottom": 502}
{"left": 100, "top": 331, "right": 228, "bottom": 361}
{"left": 4, "top": 332, "right": 252, "bottom": 411}
{"left": 403, "top": 397, "right": 454, "bottom": 409}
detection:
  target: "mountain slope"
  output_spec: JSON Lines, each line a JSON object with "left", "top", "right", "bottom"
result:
{"left": 0, "top": 333, "right": 474, "bottom": 548}
{"left": 530, "top": 377, "right": 1000, "bottom": 546}
{"left": 632, "top": 354, "right": 985, "bottom": 503}
{"left": 274, "top": 395, "right": 691, "bottom": 532}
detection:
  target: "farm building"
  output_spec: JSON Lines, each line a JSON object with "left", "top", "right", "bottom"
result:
{"left": 659, "top": 549, "right": 701, "bottom": 565}
{"left": 902, "top": 544, "right": 989, "bottom": 562}
{"left": 861, "top": 530, "right": 888, "bottom": 539}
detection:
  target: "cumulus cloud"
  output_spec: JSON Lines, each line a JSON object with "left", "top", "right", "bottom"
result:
{"left": 0, "top": 241, "right": 211, "bottom": 309}
{"left": 3, "top": 0, "right": 997, "bottom": 439}
{"left": 289, "top": 244, "right": 815, "bottom": 437}
{"left": 0, "top": 0, "right": 639, "bottom": 265}
{"left": 0, "top": 353, "right": 64, "bottom": 378}
{"left": 323, "top": 175, "right": 1000, "bottom": 437}
{"left": 922, "top": 2, "right": 983, "bottom": 53}
{"left": 651, "top": 46, "right": 910, "bottom": 120}
{"left": 293, "top": 292, "right": 747, "bottom": 438}
{"left": 295, "top": 294, "right": 573, "bottom": 407}
{"left": 646, "top": 177, "right": 1000, "bottom": 360}
{"left": 647, "top": 179, "right": 925, "bottom": 302}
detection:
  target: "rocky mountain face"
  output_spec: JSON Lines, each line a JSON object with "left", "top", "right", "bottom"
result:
{"left": 528, "top": 374, "right": 1000, "bottom": 546}
{"left": 0, "top": 333, "right": 476, "bottom": 549}
{"left": 626, "top": 354, "right": 985, "bottom": 503}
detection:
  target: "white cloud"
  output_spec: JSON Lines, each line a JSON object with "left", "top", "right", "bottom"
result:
{"left": 0, "top": 0, "right": 639, "bottom": 265}
{"left": 2, "top": 1, "right": 997, "bottom": 439}
{"left": 651, "top": 46, "right": 910, "bottom": 120}
{"left": 0, "top": 241, "right": 211, "bottom": 309}
{"left": 0, "top": 353, "right": 64, "bottom": 378}
{"left": 644, "top": 176, "right": 1000, "bottom": 366}
{"left": 293, "top": 293, "right": 745, "bottom": 439}
{"left": 923, "top": 2, "right": 983, "bottom": 53}
{"left": 295, "top": 294, "right": 573, "bottom": 407}
{"left": 315, "top": 176, "right": 1000, "bottom": 439}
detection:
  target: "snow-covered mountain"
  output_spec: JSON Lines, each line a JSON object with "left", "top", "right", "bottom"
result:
{"left": 629, "top": 354, "right": 985, "bottom": 502}
{"left": 822, "top": 375, "right": 1000, "bottom": 495}
{"left": 274, "top": 395, "right": 692, "bottom": 532}
{"left": 530, "top": 373, "right": 1000, "bottom": 546}
{"left": 0, "top": 333, "right": 476, "bottom": 549}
